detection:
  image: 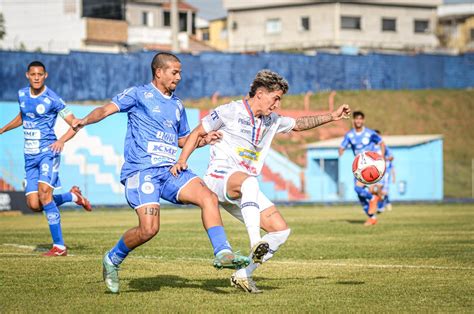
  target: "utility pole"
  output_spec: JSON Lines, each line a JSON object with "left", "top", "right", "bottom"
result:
{"left": 171, "top": 0, "right": 180, "bottom": 53}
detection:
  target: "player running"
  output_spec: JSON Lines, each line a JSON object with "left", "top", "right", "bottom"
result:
{"left": 374, "top": 130, "right": 395, "bottom": 212}
{"left": 339, "top": 111, "right": 386, "bottom": 226}
{"left": 0, "top": 61, "right": 91, "bottom": 257}
{"left": 72, "top": 52, "right": 250, "bottom": 294}
{"left": 170, "top": 69, "right": 351, "bottom": 293}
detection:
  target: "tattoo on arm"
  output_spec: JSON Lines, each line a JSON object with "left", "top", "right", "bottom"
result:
{"left": 294, "top": 113, "right": 333, "bottom": 131}
{"left": 143, "top": 207, "right": 160, "bottom": 216}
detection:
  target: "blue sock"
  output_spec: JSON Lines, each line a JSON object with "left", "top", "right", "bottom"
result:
{"left": 53, "top": 192, "right": 73, "bottom": 207}
{"left": 107, "top": 237, "right": 132, "bottom": 266}
{"left": 43, "top": 201, "right": 64, "bottom": 246}
{"left": 207, "top": 226, "right": 232, "bottom": 256}
{"left": 355, "top": 186, "right": 373, "bottom": 200}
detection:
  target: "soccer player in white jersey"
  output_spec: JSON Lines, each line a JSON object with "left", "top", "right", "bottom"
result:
{"left": 171, "top": 70, "right": 351, "bottom": 293}
{"left": 72, "top": 53, "right": 250, "bottom": 294}
{"left": 0, "top": 61, "right": 91, "bottom": 257}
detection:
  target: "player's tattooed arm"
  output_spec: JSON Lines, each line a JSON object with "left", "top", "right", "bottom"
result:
{"left": 0, "top": 112, "right": 22, "bottom": 134}
{"left": 293, "top": 104, "right": 351, "bottom": 132}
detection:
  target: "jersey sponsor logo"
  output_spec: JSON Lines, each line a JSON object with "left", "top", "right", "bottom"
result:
{"left": 240, "top": 128, "right": 252, "bottom": 135}
{"left": 147, "top": 142, "right": 177, "bottom": 159}
{"left": 175, "top": 108, "right": 181, "bottom": 122}
{"left": 25, "top": 140, "right": 40, "bottom": 149}
{"left": 141, "top": 182, "right": 155, "bottom": 194}
{"left": 210, "top": 110, "right": 219, "bottom": 121}
{"left": 236, "top": 147, "right": 260, "bottom": 161}
{"left": 144, "top": 175, "right": 152, "bottom": 182}
{"left": 36, "top": 104, "right": 46, "bottom": 114}
{"left": 46, "top": 212, "right": 60, "bottom": 224}
{"left": 163, "top": 120, "right": 174, "bottom": 128}
{"left": 155, "top": 131, "right": 176, "bottom": 144}
{"left": 24, "top": 147, "right": 40, "bottom": 154}
{"left": 152, "top": 105, "right": 161, "bottom": 113}
{"left": 23, "top": 121, "right": 37, "bottom": 128}
{"left": 43, "top": 98, "right": 52, "bottom": 105}
{"left": 263, "top": 117, "right": 272, "bottom": 127}
{"left": 26, "top": 112, "right": 35, "bottom": 119}
{"left": 144, "top": 91, "right": 154, "bottom": 99}
{"left": 20, "top": 102, "right": 25, "bottom": 108}
{"left": 24, "top": 129, "right": 41, "bottom": 139}
{"left": 41, "top": 163, "right": 50, "bottom": 176}
{"left": 238, "top": 118, "right": 251, "bottom": 126}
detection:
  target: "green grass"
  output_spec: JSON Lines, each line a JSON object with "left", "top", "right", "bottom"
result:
{"left": 186, "top": 89, "right": 474, "bottom": 198}
{"left": 0, "top": 204, "right": 473, "bottom": 312}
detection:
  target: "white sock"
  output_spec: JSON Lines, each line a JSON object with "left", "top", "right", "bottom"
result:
{"left": 241, "top": 229, "right": 291, "bottom": 277}
{"left": 71, "top": 192, "right": 78, "bottom": 202}
{"left": 53, "top": 244, "right": 66, "bottom": 250}
{"left": 240, "top": 177, "right": 261, "bottom": 248}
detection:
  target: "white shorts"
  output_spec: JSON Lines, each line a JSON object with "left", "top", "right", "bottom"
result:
{"left": 203, "top": 166, "right": 274, "bottom": 223}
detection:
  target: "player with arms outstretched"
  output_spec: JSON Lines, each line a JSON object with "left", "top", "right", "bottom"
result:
{"left": 0, "top": 61, "right": 91, "bottom": 257}
{"left": 72, "top": 53, "right": 250, "bottom": 294}
{"left": 171, "top": 70, "right": 351, "bottom": 293}
{"left": 339, "top": 111, "right": 385, "bottom": 226}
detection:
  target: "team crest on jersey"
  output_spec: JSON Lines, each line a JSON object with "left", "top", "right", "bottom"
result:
{"left": 141, "top": 182, "right": 155, "bottom": 194}
{"left": 36, "top": 104, "right": 46, "bottom": 114}
{"left": 362, "top": 137, "right": 370, "bottom": 145}
{"left": 144, "top": 92, "right": 154, "bottom": 99}
{"left": 236, "top": 147, "right": 260, "bottom": 161}
{"left": 175, "top": 109, "right": 181, "bottom": 122}
{"left": 43, "top": 98, "right": 51, "bottom": 105}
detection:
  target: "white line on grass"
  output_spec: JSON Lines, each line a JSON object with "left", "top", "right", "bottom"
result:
{"left": 1, "top": 244, "right": 472, "bottom": 271}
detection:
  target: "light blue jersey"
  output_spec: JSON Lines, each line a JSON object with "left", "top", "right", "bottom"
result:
{"left": 111, "top": 83, "right": 190, "bottom": 183}
{"left": 18, "top": 86, "right": 66, "bottom": 155}
{"left": 340, "top": 127, "right": 382, "bottom": 156}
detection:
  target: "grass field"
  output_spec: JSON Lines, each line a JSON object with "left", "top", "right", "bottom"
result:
{"left": 0, "top": 204, "right": 472, "bottom": 312}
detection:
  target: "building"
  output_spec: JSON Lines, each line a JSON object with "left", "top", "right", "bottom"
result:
{"left": 305, "top": 135, "right": 443, "bottom": 202}
{"left": 196, "top": 16, "right": 229, "bottom": 51}
{"left": 0, "top": 0, "right": 203, "bottom": 54}
{"left": 223, "top": 0, "right": 442, "bottom": 53}
{"left": 437, "top": 0, "right": 474, "bottom": 53}
{"left": 0, "top": 0, "right": 128, "bottom": 53}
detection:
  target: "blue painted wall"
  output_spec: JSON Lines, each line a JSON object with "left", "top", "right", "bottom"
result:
{"left": 306, "top": 140, "right": 444, "bottom": 201}
{"left": 0, "top": 50, "right": 472, "bottom": 102}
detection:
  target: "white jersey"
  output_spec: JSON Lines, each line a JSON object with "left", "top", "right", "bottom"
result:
{"left": 201, "top": 99, "right": 295, "bottom": 176}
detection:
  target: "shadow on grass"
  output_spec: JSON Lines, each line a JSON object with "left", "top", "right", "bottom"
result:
{"left": 344, "top": 220, "right": 366, "bottom": 225}
{"left": 127, "top": 275, "right": 278, "bottom": 294}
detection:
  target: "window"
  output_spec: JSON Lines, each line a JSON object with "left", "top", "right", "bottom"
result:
{"left": 232, "top": 21, "right": 238, "bottom": 31}
{"left": 202, "top": 31, "right": 210, "bottom": 41}
{"left": 142, "top": 11, "right": 153, "bottom": 27}
{"left": 382, "top": 18, "right": 396, "bottom": 32}
{"left": 301, "top": 16, "right": 310, "bottom": 31}
{"left": 266, "top": 18, "right": 282, "bottom": 34}
{"left": 414, "top": 20, "right": 429, "bottom": 33}
{"left": 163, "top": 11, "right": 170, "bottom": 27}
{"left": 341, "top": 16, "right": 361, "bottom": 30}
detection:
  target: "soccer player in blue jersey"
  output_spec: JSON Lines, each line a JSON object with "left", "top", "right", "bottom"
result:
{"left": 72, "top": 52, "right": 250, "bottom": 294}
{"left": 339, "top": 111, "right": 385, "bottom": 226}
{"left": 374, "top": 130, "right": 395, "bottom": 212}
{"left": 0, "top": 61, "right": 92, "bottom": 256}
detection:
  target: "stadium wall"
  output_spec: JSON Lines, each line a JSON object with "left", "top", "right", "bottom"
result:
{"left": 0, "top": 50, "right": 473, "bottom": 102}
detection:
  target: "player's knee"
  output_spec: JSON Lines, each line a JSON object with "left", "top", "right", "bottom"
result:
{"left": 28, "top": 203, "right": 42, "bottom": 212}
{"left": 38, "top": 192, "right": 53, "bottom": 206}
{"left": 241, "top": 176, "right": 259, "bottom": 194}
{"left": 199, "top": 188, "right": 219, "bottom": 208}
{"left": 139, "top": 225, "right": 159, "bottom": 241}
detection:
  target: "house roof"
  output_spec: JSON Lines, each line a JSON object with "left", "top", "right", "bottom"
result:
{"left": 306, "top": 134, "right": 443, "bottom": 149}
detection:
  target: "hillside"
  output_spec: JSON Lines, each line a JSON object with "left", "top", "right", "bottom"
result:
{"left": 185, "top": 89, "right": 474, "bottom": 198}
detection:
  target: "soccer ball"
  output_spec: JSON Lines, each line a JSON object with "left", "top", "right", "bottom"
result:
{"left": 352, "top": 151, "right": 386, "bottom": 185}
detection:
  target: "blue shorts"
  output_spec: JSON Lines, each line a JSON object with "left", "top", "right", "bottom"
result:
{"left": 24, "top": 151, "right": 61, "bottom": 195}
{"left": 124, "top": 166, "right": 197, "bottom": 209}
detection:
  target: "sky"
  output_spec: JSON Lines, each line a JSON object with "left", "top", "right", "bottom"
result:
{"left": 186, "top": 0, "right": 227, "bottom": 20}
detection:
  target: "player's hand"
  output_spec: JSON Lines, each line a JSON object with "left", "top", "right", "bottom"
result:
{"left": 0, "top": 127, "right": 4, "bottom": 135}
{"left": 72, "top": 118, "right": 86, "bottom": 132}
{"left": 170, "top": 160, "right": 188, "bottom": 177}
{"left": 331, "top": 104, "right": 351, "bottom": 121}
{"left": 204, "top": 131, "right": 223, "bottom": 145}
{"left": 50, "top": 140, "right": 65, "bottom": 154}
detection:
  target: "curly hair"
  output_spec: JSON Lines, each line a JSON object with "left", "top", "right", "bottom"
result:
{"left": 249, "top": 70, "right": 289, "bottom": 97}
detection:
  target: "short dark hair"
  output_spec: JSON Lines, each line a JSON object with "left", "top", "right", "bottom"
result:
{"left": 249, "top": 69, "right": 289, "bottom": 98}
{"left": 353, "top": 111, "right": 365, "bottom": 119}
{"left": 27, "top": 61, "right": 46, "bottom": 72}
{"left": 151, "top": 52, "right": 180, "bottom": 77}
